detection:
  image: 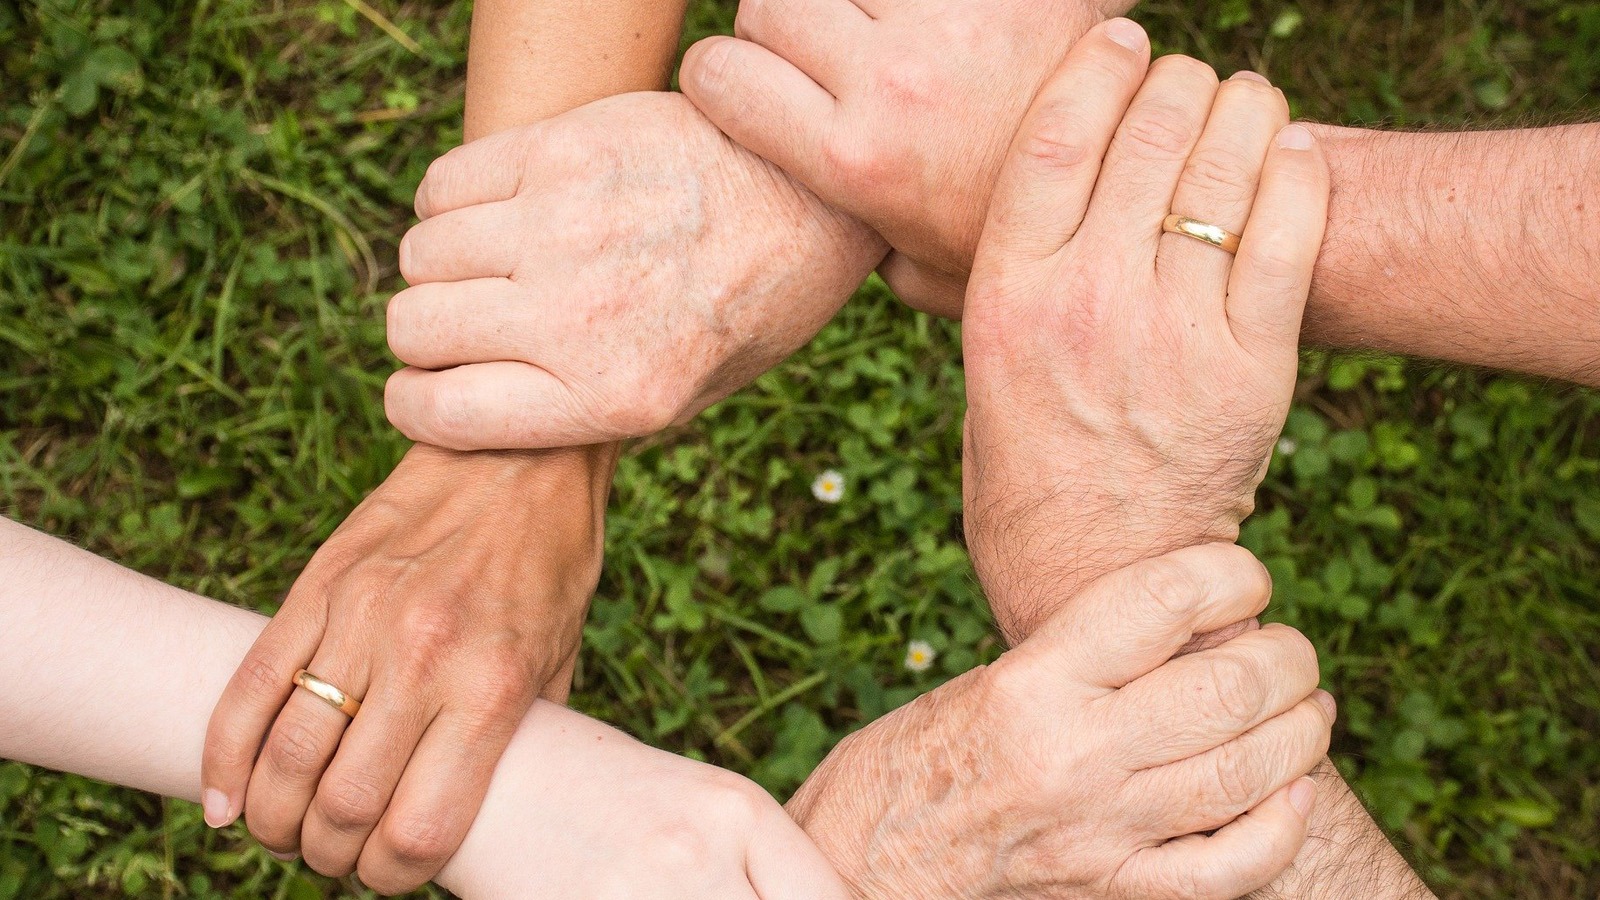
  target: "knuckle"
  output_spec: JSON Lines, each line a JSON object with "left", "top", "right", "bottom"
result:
{"left": 1180, "top": 144, "right": 1250, "bottom": 196}
{"left": 378, "top": 811, "right": 459, "bottom": 871}
{"left": 263, "top": 720, "right": 329, "bottom": 779}
{"left": 1203, "top": 654, "right": 1269, "bottom": 725}
{"left": 1247, "top": 233, "right": 1311, "bottom": 290}
{"left": 408, "top": 378, "right": 475, "bottom": 445}
{"left": 1017, "top": 113, "right": 1093, "bottom": 172}
{"left": 1120, "top": 104, "right": 1200, "bottom": 161}
{"left": 1210, "top": 737, "right": 1265, "bottom": 810}
{"left": 234, "top": 653, "right": 288, "bottom": 701}
{"left": 476, "top": 654, "right": 536, "bottom": 715}
{"left": 684, "top": 37, "right": 738, "bottom": 93}
{"left": 316, "top": 775, "right": 389, "bottom": 833}
{"left": 1265, "top": 624, "right": 1321, "bottom": 680}
{"left": 1153, "top": 53, "right": 1220, "bottom": 86}
{"left": 821, "top": 132, "right": 889, "bottom": 191}
{"left": 1130, "top": 555, "right": 1205, "bottom": 622}
{"left": 397, "top": 601, "right": 465, "bottom": 653}
{"left": 703, "top": 769, "right": 774, "bottom": 827}
{"left": 1220, "top": 73, "right": 1281, "bottom": 103}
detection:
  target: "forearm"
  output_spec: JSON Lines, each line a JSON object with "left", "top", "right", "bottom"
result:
{"left": 1244, "top": 761, "right": 1434, "bottom": 900}
{"left": 378, "top": 0, "right": 694, "bottom": 616}
{"left": 1307, "top": 123, "right": 1600, "bottom": 386}
{"left": 0, "top": 518, "right": 624, "bottom": 896}
{"left": 465, "top": 0, "right": 689, "bottom": 140}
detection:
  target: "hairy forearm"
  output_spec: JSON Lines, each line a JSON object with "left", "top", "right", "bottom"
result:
{"left": 1307, "top": 123, "right": 1600, "bottom": 386}
{"left": 1245, "top": 761, "right": 1435, "bottom": 900}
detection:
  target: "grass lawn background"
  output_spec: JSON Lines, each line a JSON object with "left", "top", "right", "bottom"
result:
{"left": 2, "top": 0, "right": 1598, "bottom": 896}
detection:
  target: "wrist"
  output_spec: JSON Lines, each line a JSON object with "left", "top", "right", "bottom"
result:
{"left": 968, "top": 466, "right": 1245, "bottom": 644}
{"left": 378, "top": 442, "right": 618, "bottom": 587}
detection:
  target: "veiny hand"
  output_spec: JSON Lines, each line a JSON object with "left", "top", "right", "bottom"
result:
{"left": 680, "top": 0, "right": 1128, "bottom": 315}
{"left": 954, "top": 22, "right": 1330, "bottom": 637}
{"left": 202, "top": 444, "right": 613, "bottom": 893}
{"left": 384, "top": 90, "right": 885, "bottom": 450}
{"left": 789, "top": 544, "right": 1334, "bottom": 899}
{"left": 442, "top": 701, "right": 849, "bottom": 900}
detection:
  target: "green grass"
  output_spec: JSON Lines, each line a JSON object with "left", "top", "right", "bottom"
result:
{"left": 2, "top": 0, "right": 1598, "bottom": 897}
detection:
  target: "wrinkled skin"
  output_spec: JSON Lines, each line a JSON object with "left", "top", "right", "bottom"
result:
{"left": 384, "top": 91, "right": 884, "bottom": 450}
{"left": 788, "top": 544, "right": 1334, "bottom": 900}
{"left": 787, "top": 22, "right": 1335, "bottom": 900}
{"left": 681, "top": 0, "right": 1130, "bottom": 315}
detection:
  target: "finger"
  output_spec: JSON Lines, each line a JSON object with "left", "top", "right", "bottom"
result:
{"left": 298, "top": 680, "right": 431, "bottom": 878}
{"left": 386, "top": 278, "right": 540, "bottom": 370}
{"left": 1226, "top": 123, "right": 1330, "bottom": 359}
{"left": 243, "top": 647, "right": 370, "bottom": 856}
{"left": 357, "top": 711, "right": 519, "bottom": 895}
{"left": 1174, "top": 616, "right": 1258, "bottom": 656}
{"left": 1118, "top": 776, "right": 1316, "bottom": 900}
{"left": 1136, "top": 691, "right": 1334, "bottom": 836}
{"left": 680, "top": 36, "right": 839, "bottom": 201}
{"left": 202, "top": 598, "right": 325, "bottom": 830}
{"left": 733, "top": 0, "right": 869, "bottom": 92}
{"left": 975, "top": 18, "right": 1151, "bottom": 266}
{"left": 1020, "top": 543, "right": 1274, "bottom": 691}
{"left": 877, "top": 252, "right": 966, "bottom": 319}
{"left": 1115, "top": 623, "right": 1322, "bottom": 767}
{"left": 397, "top": 202, "right": 524, "bottom": 284}
{"left": 1156, "top": 71, "right": 1290, "bottom": 308}
{"left": 1080, "top": 53, "right": 1219, "bottom": 259}
{"left": 384, "top": 362, "right": 607, "bottom": 451}
{"left": 413, "top": 126, "right": 541, "bottom": 221}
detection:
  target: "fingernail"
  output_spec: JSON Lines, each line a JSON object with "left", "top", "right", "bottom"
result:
{"left": 1314, "top": 689, "right": 1338, "bottom": 720}
{"left": 202, "top": 788, "right": 233, "bottom": 828}
{"left": 1277, "top": 123, "right": 1314, "bottom": 150}
{"left": 1105, "top": 18, "right": 1148, "bottom": 52}
{"left": 270, "top": 851, "right": 299, "bottom": 863}
{"left": 1288, "top": 776, "right": 1317, "bottom": 817}
{"left": 1230, "top": 70, "right": 1271, "bottom": 85}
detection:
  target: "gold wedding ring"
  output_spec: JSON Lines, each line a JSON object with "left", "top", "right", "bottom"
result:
{"left": 1163, "top": 214, "right": 1242, "bottom": 255}
{"left": 293, "top": 669, "right": 362, "bottom": 718}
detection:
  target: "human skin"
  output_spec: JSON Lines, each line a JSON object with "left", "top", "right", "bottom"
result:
{"left": 763, "top": 23, "right": 1340, "bottom": 899}
{"left": 201, "top": 1, "right": 697, "bottom": 893}
{"left": 0, "top": 515, "right": 1328, "bottom": 899}
{"left": 0, "top": 516, "right": 850, "bottom": 900}
{"left": 679, "top": 0, "right": 1600, "bottom": 387}
{"left": 676, "top": 4, "right": 1591, "bottom": 895}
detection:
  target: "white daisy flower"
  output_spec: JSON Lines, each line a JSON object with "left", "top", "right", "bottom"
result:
{"left": 1276, "top": 437, "right": 1298, "bottom": 457}
{"left": 905, "top": 640, "right": 936, "bottom": 673}
{"left": 812, "top": 470, "right": 845, "bottom": 504}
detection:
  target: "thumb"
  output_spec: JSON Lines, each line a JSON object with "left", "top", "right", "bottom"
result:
{"left": 384, "top": 362, "right": 616, "bottom": 450}
{"left": 1018, "top": 543, "right": 1274, "bottom": 690}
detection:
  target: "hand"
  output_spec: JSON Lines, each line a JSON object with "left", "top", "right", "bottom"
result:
{"left": 680, "top": 0, "right": 1126, "bottom": 316}
{"left": 202, "top": 444, "right": 613, "bottom": 893}
{"left": 954, "top": 23, "right": 1330, "bottom": 638}
{"left": 789, "top": 544, "right": 1334, "bottom": 900}
{"left": 441, "top": 701, "right": 849, "bottom": 900}
{"left": 384, "top": 91, "right": 885, "bottom": 450}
